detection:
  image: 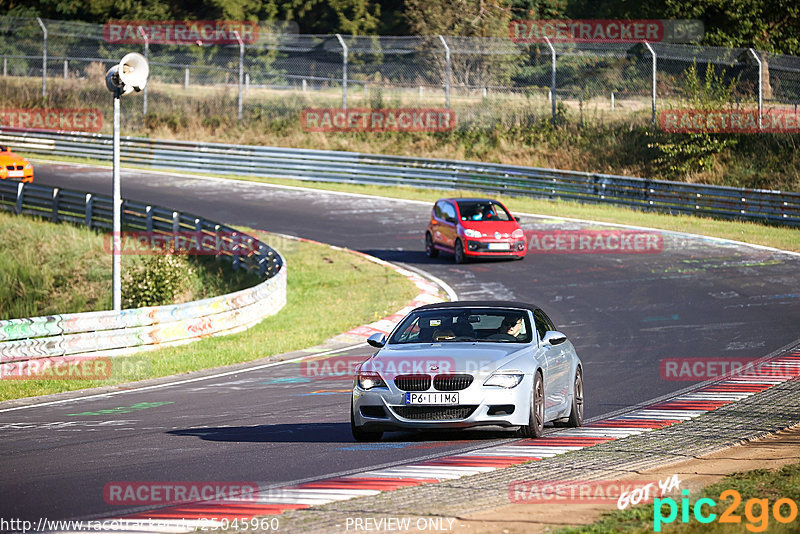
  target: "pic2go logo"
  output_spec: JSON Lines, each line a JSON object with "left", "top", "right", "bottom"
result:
{"left": 654, "top": 489, "right": 799, "bottom": 532}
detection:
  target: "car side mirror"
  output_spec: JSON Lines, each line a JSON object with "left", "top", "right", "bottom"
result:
{"left": 542, "top": 331, "right": 567, "bottom": 345}
{"left": 367, "top": 333, "right": 386, "bottom": 348}
{"left": 514, "top": 216, "right": 520, "bottom": 222}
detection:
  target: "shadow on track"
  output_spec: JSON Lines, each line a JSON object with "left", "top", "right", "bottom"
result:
{"left": 359, "top": 249, "right": 520, "bottom": 266}
{"left": 168, "top": 423, "right": 512, "bottom": 444}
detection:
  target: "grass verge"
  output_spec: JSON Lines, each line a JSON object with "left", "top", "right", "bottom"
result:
{"left": 0, "top": 210, "right": 260, "bottom": 319}
{"left": 0, "top": 231, "right": 418, "bottom": 401}
{"left": 27, "top": 155, "right": 800, "bottom": 254}
{"left": 557, "top": 463, "right": 800, "bottom": 533}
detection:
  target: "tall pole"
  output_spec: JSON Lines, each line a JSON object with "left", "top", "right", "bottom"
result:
{"left": 138, "top": 27, "right": 149, "bottom": 115}
{"left": 544, "top": 37, "right": 556, "bottom": 121}
{"left": 439, "top": 35, "right": 450, "bottom": 109}
{"left": 112, "top": 90, "right": 122, "bottom": 311}
{"left": 234, "top": 30, "right": 244, "bottom": 120}
{"left": 336, "top": 34, "right": 348, "bottom": 109}
{"left": 36, "top": 17, "right": 47, "bottom": 99}
{"left": 643, "top": 41, "right": 657, "bottom": 128}
{"left": 748, "top": 48, "right": 763, "bottom": 129}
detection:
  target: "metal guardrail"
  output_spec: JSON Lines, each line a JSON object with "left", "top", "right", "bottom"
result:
{"left": 0, "top": 179, "right": 286, "bottom": 373}
{"left": 1, "top": 128, "right": 799, "bottom": 226}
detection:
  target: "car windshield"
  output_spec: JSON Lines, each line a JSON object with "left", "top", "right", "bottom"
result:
{"left": 457, "top": 200, "right": 512, "bottom": 222}
{"left": 389, "top": 308, "right": 532, "bottom": 344}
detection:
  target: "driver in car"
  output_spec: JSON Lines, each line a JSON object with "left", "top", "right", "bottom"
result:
{"left": 501, "top": 316, "right": 524, "bottom": 338}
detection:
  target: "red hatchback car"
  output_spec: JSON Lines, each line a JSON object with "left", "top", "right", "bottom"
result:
{"left": 425, "top": 198, "right": 526, "bottom": 263}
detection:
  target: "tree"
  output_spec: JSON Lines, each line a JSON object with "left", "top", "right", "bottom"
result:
{"left": 404, "top": 0, "right": 512, "bottom": 37}
{"left": 664, "top": 0, "right": 800, "bottom": 55}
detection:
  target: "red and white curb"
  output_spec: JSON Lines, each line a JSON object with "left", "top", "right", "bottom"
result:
{"left": 57, "top": 351, "right": 800, "bottom": 532}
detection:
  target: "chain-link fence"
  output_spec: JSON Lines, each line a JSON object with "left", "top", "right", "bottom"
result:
{"left": 1, "top": 16, "right": 799, "bottom": 134}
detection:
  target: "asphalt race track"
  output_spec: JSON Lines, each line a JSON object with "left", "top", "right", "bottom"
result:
{"left": 2, "top": 161, "right": 799, "bottom": 523}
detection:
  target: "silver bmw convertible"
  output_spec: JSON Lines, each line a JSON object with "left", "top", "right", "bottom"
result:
{"left": 350, "top": 301, "right": 584, "bottom": 441}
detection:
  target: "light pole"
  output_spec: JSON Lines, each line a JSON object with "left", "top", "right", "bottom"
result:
{"left": 105, "top": 53, "right": 149, "bottom": 311}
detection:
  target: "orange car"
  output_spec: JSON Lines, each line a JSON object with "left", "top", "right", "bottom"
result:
{"left": 0, "top": 145, "right": 34, "bottom": 183}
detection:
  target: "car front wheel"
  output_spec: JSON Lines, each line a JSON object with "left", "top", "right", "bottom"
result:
{"left": 516, "top": 372, "right": 544, "bottom": 438}
{"left": 454, "top": 239, "right": 466, "bottom": 264}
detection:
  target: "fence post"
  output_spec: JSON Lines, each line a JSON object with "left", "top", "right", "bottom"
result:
{"left": 51, "top": 188, "right": 60, "bottom": 222}
{"left": 643, "top": 41, "right": 657, "bottom": 128}
{"left": 36, "top": 17, "right": 47, "bottom": 99}
{"left": 231, "top": 231, "right": 241, "bottom": 270}
{"left": 748, "top": 48, "right": 763, "bottom": 129}
{"left": 63, "top": 59, "right": 68, "bottom": 79}
{"left": 3, "top": 57, "right": 6, "bottom": 77}
{"left": 544, "top": 37, "right": 556, "bottom": 122}
{"left": 234, "top": 30, "right": 244, "bottom": 121}
{"left": 438, "top": 35, "right": 450, "bottom": 109}
{"left": 145, "top": 205, "right": 153, "bottom": 232}
{"left": 336, "top": 34, "right": 348, "bottom": 109}
{"left": 85, "top": 193, "right": 93, "bottom": 228}
{"left": 137, "top": 26, "right": 149, "bottom": 115}
{"left": 16, "top": 182, "right": 24, "bottom": 214}
{"left": 245, "top": 73, "right": 249, "bottom": 96}
{"left": 215, "top": 224, "right": 222, "bottom": 263}
{"left": 184, "top": 67, "right": 189, "bottom": 90}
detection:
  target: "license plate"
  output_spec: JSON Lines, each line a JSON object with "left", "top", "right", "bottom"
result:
{"left": 8, "top": 171, "right": 23, "bottom": 178}
{"left": 405, "top": 392, "right": 459, "bottom": 405}
{"left": 488, "top": 242, "right": 510, "bottom": 251}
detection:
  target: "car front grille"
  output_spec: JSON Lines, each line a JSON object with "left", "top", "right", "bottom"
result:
{"left": 391, "top": 405, "right": 478, "bottom": 421}
{"left": 433, "top": 374, "right": 473, "bottom": 391}
{"left": 394, "top": 374, "right": 431, "bottom": 391}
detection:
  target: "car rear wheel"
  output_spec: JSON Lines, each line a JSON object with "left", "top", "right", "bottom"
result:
{"left": 554, "top": 368, "right": 584, "bottom": 427}
{"left": 425, "top": 233, "right": 438, "bottom": 258}
{"left": 351, "top": 401, "right": 383, "bottom": 442}
{"left": 454, "top": 239, "right": 466, "bottom": 264}
{"left": 566, "top": 368, "right": 584, "bottom": 427}
{"left": 516, "top": 372, "right": 544, "bottom": 438}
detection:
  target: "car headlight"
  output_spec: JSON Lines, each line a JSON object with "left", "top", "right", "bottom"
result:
{"left": 463, "top": 229, "right": 482, "bottom": 238}
{"left": 484, "top": 372, "right": 524, "bottom": 388}
{"left": 357, "top": 372, "right": 386, "bottom": 390}
{"left": 24, "top": 164, "right": 32, "bottom": 169}
{"left": 512, "top": 229, "right": 524, "bottom": 239}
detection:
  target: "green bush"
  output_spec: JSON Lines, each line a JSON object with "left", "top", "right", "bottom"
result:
{"left": 122, "top": 255, "right": 193, "bottom": 308}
